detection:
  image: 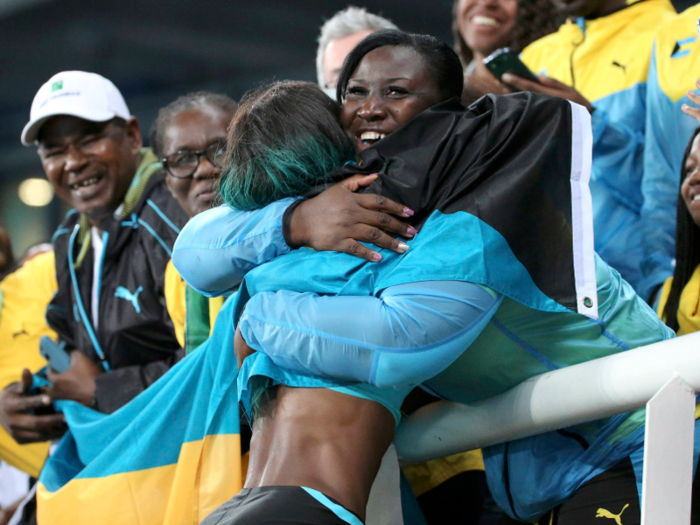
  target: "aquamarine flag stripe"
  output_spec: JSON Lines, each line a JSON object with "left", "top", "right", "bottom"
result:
{"left": 40, "top": 297, "right": 241, "bottom": 491}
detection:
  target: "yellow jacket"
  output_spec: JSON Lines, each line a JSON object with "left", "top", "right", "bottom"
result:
{"left": 656, "top": 265, "right": 700, "bottom": 337}
{"left": 521, "top": 0, "right": 676, "bottom": 295}
{"left": 164, "top": 260, "right": 224, "bottom": 349}
{"left": 0, "top": 252, "right": 57, "bottom": 477}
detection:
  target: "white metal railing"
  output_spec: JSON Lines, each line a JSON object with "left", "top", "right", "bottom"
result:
{"left": 394, "top": 331, "right": 700, "bottom": 524}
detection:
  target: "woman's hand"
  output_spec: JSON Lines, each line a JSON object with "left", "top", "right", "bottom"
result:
{"left": 234, "top": 324, "right": 255, "bottom": 370}
{"left": 682, "top": 81, "right": 700, "bottom": 124}
{"left": 501, "top": 73, "right": 594, "bottom": 113}
{"left": 0, "top": 369, "right": 67, "bottom": 444}
{"left": 287, "top": 174, "right": 418, "bottom": 262}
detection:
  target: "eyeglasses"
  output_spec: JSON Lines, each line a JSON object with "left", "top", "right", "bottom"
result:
{"left": 161, "top": 142, "right": 226, "bottom": 179}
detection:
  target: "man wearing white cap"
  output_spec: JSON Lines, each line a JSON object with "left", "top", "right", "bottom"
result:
{"left": 0, "top": 71, "right": 188, "bottom": 448}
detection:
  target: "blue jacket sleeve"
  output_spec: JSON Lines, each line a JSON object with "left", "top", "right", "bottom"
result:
{"left": 172, "top": 198, "right": 297, "bottom": 297}
{"left": 589, "top": 88, "right": 646, "bottom": 213}
{"left": 640, "top": 44, "right": 696, "bottom": 300}
{"left": 238, "top": 281, "right": 502, "bottom": 388}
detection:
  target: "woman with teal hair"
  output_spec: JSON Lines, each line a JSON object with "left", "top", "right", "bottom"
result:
{"left": 178, "top": 31, "right": 675, "bottom": 525}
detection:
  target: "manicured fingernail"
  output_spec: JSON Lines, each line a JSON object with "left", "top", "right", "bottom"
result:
{"left": 397, "top": 242, "right": 409, "bottom": 253}
{"left": 369, "top": 173, "right": 379, "bottom": 177}
{"left": 42, "top": 396, "right": 51, "bottom": 405}
{"left": 407, "top": 227, "right": 418, "bottom": 235}
{"left": 683, "top": 104, "right": 689, "bottom": 110}
{"left": 372, "top": 253, "right": 382, "bottom": 261}
{"left": 403, "top": 208, "right": 414, "bottom": 216}
{"left": 502, "top": 73, "right": 514, "bottom": 82}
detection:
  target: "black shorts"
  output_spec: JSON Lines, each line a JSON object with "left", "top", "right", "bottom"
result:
{"left": 200, "top": 486, "right": 365, "bottom": 525}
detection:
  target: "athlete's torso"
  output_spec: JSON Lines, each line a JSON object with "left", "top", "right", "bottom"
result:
{"left": 246, "top": 385, "right": 395, "bottom": 520}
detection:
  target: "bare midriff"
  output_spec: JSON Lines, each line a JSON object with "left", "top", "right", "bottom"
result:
{"left": 245, "top": 386, "right": 395, "bottom": 521}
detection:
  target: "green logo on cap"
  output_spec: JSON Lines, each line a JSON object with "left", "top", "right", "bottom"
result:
{"left": 51, "top": 80, "right": 63, "bottom": 92}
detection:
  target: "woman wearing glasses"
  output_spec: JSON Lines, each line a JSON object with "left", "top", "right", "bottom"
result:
{"left": 151, "top": 91, "right": 238, "bottom": 218}
{"left": 150, "top": 92, "right": 239, "bottom": 355}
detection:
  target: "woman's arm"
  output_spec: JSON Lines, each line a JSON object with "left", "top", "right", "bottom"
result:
{"left": 173, "top": 176, "right": 414, "bottom": 297}
{"left": 172, "top": 198, "right": 296, "bottom": 296}
{"left": 238, "top": 280, "right": 502, "bottom": 388}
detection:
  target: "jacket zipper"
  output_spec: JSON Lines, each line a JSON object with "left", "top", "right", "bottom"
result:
{"left": 570, "top": 18, "right": 587, "bottom": 89}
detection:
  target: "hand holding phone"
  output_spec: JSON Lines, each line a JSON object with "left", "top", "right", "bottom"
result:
{"left": 39, "top": 336, "right": 71, "bottom": 374}
{"left": 483, "top": 48, "right": 540, "bottom": 88}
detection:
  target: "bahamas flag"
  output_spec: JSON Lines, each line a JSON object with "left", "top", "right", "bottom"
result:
{"left": 37, "top": 297, "right": 243, "bottom": 525}
{"left": 300, "top": 92, "right": 597, "bottom": 319}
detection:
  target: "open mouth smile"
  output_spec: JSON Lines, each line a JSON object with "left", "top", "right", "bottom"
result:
{"left": 471, "top": 15, "right": 501, "bottom": 27}
{"left": 70, "top": 176, "right": 102, "bottom": 191}
{"left": 359, "top": 131, "right": 387, "bottom": 146}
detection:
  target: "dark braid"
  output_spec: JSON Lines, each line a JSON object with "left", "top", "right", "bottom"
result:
{"left": 663, "top": 126, "right": 700, "bottom": 332}
{"left": 451, "top": 0, "right": 564, "bottom": 67}
{"left": 149, "top": 91, "right": 238, "bottom": 158}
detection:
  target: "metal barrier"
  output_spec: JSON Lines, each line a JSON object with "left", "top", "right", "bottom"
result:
{"left": 394, "top": 331, "right": 700, "bottom": 524}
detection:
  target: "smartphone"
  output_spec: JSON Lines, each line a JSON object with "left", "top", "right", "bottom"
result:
{"left": 39, "top": 336, "right": 71, "bottom": 373}
{"left": 483, "top": 48, "right": 540, "bottom": 86}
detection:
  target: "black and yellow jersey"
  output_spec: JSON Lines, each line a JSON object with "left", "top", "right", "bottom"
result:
{"left": 0, "top": 251, "right": 56, "bottom": 477}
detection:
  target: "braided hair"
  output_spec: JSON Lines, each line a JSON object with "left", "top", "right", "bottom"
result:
{"left": 663, "top": 127, "right": 700, "bottom": 332}
{"left": 451, "top": 0, "right": 564, "bottom": 67}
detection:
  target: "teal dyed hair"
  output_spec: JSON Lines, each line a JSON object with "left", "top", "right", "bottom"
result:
{"left": 219, "top": 81, "right": 356, "bottom": 211}
{"left": 220, "top": 133, "right": 354, "bottom": 211}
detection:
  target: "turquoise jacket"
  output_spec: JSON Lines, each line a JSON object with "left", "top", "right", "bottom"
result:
{"left": 643, "top": 5, "right": 700, "bottom": 300}
{"left": 174, "top": 202, "right": 673, "bottom": 522}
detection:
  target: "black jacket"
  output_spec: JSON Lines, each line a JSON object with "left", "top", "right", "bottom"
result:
{"left": 48, "top": 172, "right": 189, "bottom": 413}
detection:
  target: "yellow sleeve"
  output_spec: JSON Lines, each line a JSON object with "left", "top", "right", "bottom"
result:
{"left": 165, "top": 260, "right": 187, "bottom": 348}
{"left": 402, "top": 449, "right": 485, "bottom": 497}
{"left": 656, "top": 276, "right": 674, "bottom": 319}
{"left": 0, "top": 251, "right": 57, "bottom": 476}
{"left": 0, "top": 251, "right": 57, "bottom": 387}
{"left": 208, "top": 296, "right": 225, "bottom": 338}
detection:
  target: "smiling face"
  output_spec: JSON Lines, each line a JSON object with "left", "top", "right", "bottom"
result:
{"left": 682, "top": 134, "right": 700, "bottom": 227}
{"left": 161, "top": 106, "right": 233, "bottom": 216}
{"left": 37, "top": 116, "right": 142, "bottom": 224}
{"left": 457, "top": 0, "right": 518, "bottom": 60}
{"left": 341, "top": 45, "right": 444, "bottom": 152}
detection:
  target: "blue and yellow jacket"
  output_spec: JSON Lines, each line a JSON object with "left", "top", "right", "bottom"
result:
{"left": 643, "top": 5, "right": 700, "bottom": 300}
{"left": 520, "top": 0, "right": 676, "bottom": 294}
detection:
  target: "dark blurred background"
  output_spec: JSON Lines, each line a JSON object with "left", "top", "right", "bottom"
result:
{"left": 0, "top": 0, "right": 693, "bottom": 257}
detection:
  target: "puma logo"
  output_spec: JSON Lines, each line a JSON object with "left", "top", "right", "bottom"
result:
{"left": 115, "top": 286, "right": 143, "bottom": 313}
{"left": 612, "top": 61, "right": 627, "bottom": 73}
{"left": 671, "top": 36, "right": 696, "bottom": 59}
{"left": 596, "top": 504, "right": 629, "bottom": 525}
{"left": 12, "top": 327, "right": 28, "bottom": 338}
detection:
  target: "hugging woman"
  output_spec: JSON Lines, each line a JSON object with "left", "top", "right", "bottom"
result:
{"left": 177, "top": 31, "right": 676, "bottom": 525}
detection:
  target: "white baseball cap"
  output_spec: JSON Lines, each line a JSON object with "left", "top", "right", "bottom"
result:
{"left": 21, "top": 71, "right": 131, "bottom": 146}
